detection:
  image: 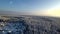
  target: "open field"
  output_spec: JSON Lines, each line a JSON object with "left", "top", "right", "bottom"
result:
{"left": 0, "top": 15, "right": 60, "bottom": 34}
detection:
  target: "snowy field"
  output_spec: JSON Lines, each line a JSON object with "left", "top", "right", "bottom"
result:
{"left": 0, "top": 16, "right": 60, "bottom": 34}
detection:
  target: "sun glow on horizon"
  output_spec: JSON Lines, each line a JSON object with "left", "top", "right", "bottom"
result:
{"left": 41, "top": 3, "right": 60, "bottom": 17}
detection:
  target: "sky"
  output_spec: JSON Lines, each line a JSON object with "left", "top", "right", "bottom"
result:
{"left": 0, "top": 0, "right": 60, "bottom": 17}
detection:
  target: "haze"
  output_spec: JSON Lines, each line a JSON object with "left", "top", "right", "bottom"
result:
{"left": 0, "top": 0, "right": 60, "bottom": 17}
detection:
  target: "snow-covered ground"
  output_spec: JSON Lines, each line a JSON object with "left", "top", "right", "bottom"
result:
{"left": 0, "top": 16, "right": 60, "bottom": 34}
